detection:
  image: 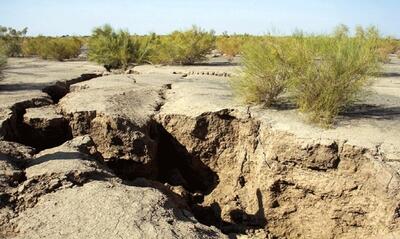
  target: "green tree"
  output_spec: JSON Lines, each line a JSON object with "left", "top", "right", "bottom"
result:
{"left": 88, "top": 25, "right": 138, "bottom": 70}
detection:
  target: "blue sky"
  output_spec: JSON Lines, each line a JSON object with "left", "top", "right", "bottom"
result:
{"left": 2, "top": 0, "right": 399, "bottom": 37}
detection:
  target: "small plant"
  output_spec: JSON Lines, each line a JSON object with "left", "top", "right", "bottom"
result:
{"left": 88, "top": 24, "right": 138, "bottom": 70}
{"left": 230, "top": 37, "right": 292, "bottom": 106}
{"left": 0, "top": 26, "right": 27, "bottom": 57}
{"left": 150, "top": 26, "right": 216, "bottom": 65}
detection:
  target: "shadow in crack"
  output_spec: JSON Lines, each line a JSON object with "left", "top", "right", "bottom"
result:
{"left": 28, "top": 151, "right": 91, "bottom": 167}
{"left": 230, "top": 189, "right": 267, "bottom": 228}
{"left": 0, "top": 82, "right": 53, "bottom": 92}
{"left": 192, "top": 189, "right": 267, "bottom": 235}
{"left": 27, "top": 151, "right": 114, "bottom": 182}
{"left": 379, "top": 72, "right": 400, "bottom": 78}
{"left": 155, "top": 123, "right": 219, "bottom": 194}
{"left": 340, "top": 104, "right": 400, "bottom": 120}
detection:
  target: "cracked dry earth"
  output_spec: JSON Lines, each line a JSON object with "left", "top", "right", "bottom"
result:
{"left": 1, "top": 57, "right": 400, "bottom": 239}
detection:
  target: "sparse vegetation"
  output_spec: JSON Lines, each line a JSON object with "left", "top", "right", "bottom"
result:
{"left": 289, "top": 35, "right": 379, "bottom": 126}
{"left": 232, "top": 26, "right": 381, "bottom": 126}
{"left": 22, "top": 36, "right": 82, "bottom": 61}
{"left": 131, "top": 33, "right": 160, "bottom": 64}
{"left": 88, "top": 24, "right": 138, "bottom": 70}
{"left": 0, "top": 43, "right": 6, "bottom": 72}
{"left": 0, "top": 23, "right": 393, "bottom": 127}
{"left": 216, "top": 34, "right": 249, "bottom": 60}
{"left": 150, "top": 26, "right": 216, "bottom": 65}
{"left": 0, "top": 26, "right": 27, "bottom": 57}
{"left": 230, "top": 37, "right": 292, "bottom": 106}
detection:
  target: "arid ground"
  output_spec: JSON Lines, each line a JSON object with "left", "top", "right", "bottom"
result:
{"left": 1, "top": 55, "right": 400, "bottom": 238}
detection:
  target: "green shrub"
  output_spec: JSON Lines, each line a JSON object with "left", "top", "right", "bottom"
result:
{"left": 0, "top": 43, "right": 7, "bottom": 71}
{"left": 0, "top": 26, "right": 27, "bottom": 57}
{"left": 288, "top": 35, "right": 379, "bottom": 126}
{"left": 88, "top": 25, "right": 138, "bottom": 70}
{"left": 22, "top": 36, "right": 82, "bottom": 61}
{"left": 46, "top": 38, "right": 82, "bottom": 61}
{"left": 216, "top": 35, "right": 248, "bottom": 60}
{"left": 232, "top": 26, "right": 380, "bottom": 126}
{"left": 150, "top": 26, "right": 216, "bottom": 65}
{"left": 355, "top": 26, "right": 394, "bottom": 63}
{"left": 131, "top": 33, "right": 160, "bottom": 64}
{"left": 230, "top": 37, "right": 292, "bottom": 106}
{"left": 22, "top": 37, "right": 43, "bottom": 56}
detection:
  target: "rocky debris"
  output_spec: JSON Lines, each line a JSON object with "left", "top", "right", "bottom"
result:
{"left": 0, "top": 141, "right": 33, "bottom": 235}
{"left": 0, "top": 136, "right": 114, "bottom": 237}
{"left": 25, "top": 136, "right": 111, "bottom": 180}
{"left": 0, "top": 97, "right": 53, "bottom": 143}
{"left": 0, "top": 153, "right": 24, "bottom": 197}
{"left": 20, "top": 105, "right": 72, "bottom": 150}
{"left": 13, "top": 136, "right": 113, "bottom": 210}
{"left": 9, "top": 181, "right": 225, "bottom": 239}
{"left": 1, "top": 135, "right": 227, "bottom": 239}
{"left": 0, "top": 141, "right": 35, "bottom": 162}
{"left": 0, "top": 141, "right": 34, "bottom": 193}
{"left": 171, "top": 70, "right": 232, "bottom": 77}
{"left": 157, "top": 109, "right": 400, "bottom": 238}
{"left": 1, "top": 67, "right": 102, "bottom": 149}
{"left": 59, "top": 75, "right": 166, "bottom": 179}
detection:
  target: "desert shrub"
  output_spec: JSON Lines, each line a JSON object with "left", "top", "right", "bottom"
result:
{"left": 131, "top": 33, "right": 160, "bottom": 64}
{"left": 377, "top": 37, "right": 400, "bottom": 62}
{"left": 22, "top": 37, "right": 44, "bottom": 56}
{"left": 230, "top": 37, "right": 293, "bottom": 106}
{"left": 233, "top": 26, "right": 380, "bottom": 126}
{"left": 0, "top": 43, "right": 7, "bottom": 71}
{"left": 150, "top": 26, "right": 216, "bottom": 65}
{"left": 0, "top": 26, "right": 27, "bottom": 57}
{"left": 46, "top": 37, "right": 82, "bottom": 61}
{"left": 355, "top": 26, "right": 394, "bottom": 63}
{"left": 22, "top": 36, "right": 82, "bottom": 61}
{"left": 216, "top": 35, "right": 248, "bottom": 60}
{"left": 88, "top": 25, "right": 138, "bottom": 70}
{"left": 288, "top": 35, "right": 379, "bottom": 126}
